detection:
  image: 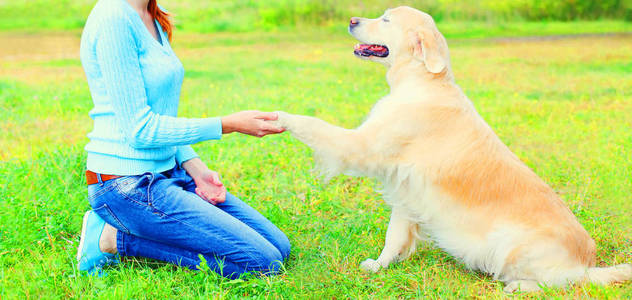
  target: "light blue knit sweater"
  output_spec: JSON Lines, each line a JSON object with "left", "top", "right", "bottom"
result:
{"left": 81, "top": 0, "right": 222, "bottom": 175}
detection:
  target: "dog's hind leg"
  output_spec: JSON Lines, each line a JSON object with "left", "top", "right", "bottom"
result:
{"left": 361, "top": 209, "right": 418, "bottom": 272}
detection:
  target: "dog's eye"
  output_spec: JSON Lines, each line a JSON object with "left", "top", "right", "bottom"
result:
{"left": 382, "top": 18, "right": 390, "bottom": 23}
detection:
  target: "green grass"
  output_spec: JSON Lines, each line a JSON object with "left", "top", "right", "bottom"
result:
{"left": 1, "top": 26, "right": 631, "bottom": 298}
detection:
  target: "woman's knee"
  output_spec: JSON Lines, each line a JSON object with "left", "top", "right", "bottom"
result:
{"left": 260, "top": 222, "right": 291, "bottom": 260}
{"left": 250, "top": 245, "right": 285, "bottom": 274}
{"left": 197, "top": 240, "right": 286, "bottom": 278}
{"left": 275, "top": 232, "right": 291, "bottom": 261}
{"left": 222, "top": 192, "right": 291, "bottom": 260}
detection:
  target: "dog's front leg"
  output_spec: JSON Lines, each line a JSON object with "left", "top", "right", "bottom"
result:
{"left": 360, "top": 208, "right": 418, "bottom": 273}
{"left": 273, "top": 111, "right": 374, "bottom": 179}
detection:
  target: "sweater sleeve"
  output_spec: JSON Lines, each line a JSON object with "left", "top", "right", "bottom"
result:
{"left": 175, "top": 145, "right": 199, "bottom": 166}
{"left": 95, "top": 17, "right": 222, "bottom": 149}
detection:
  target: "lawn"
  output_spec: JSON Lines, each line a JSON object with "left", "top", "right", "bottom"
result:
{"left": 0, "top": 25, "right": 631, "bottom": 298}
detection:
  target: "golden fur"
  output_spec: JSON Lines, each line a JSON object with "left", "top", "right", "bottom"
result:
{"left": 271, "top": 6, "right": 631, "bottom": 293}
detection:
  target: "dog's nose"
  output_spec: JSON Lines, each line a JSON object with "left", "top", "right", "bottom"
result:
{"left": 349, "top": 17, "right": 360, "bottom": 29}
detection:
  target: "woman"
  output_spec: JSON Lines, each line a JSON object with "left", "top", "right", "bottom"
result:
{"left": 76, "top": 0, "right": 290, "bottom": 278}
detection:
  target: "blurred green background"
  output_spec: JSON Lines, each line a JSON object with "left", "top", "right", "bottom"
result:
{"left": 1, "top": 0, "right": 631, "bottom": 33}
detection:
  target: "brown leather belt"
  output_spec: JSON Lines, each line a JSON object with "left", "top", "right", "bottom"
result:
{"left": 86, "top": 170, "right": 122, "bottom": 185}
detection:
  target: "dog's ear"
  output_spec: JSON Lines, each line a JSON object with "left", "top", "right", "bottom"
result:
{"left": 410, "top": 27, "right": 446, "bottom": 74}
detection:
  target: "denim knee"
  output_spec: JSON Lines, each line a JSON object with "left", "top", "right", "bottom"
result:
{"left": 248, "top": 246, "right": 285, "bottom": 275}
{"left": 276, "top": 233, "right": 291, "bottom": 261}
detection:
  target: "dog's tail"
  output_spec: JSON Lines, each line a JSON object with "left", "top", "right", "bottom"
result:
{"left": 584, "top": 264, "right": 632, "bottom": 285}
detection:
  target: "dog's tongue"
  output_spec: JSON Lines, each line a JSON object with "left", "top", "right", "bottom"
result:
{"left": 354, "top": 44, "right": 389, "bottom": 57}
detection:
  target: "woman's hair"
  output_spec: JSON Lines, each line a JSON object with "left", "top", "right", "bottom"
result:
{"left": 148, "top": 0, "right": 172, "bottom": 41}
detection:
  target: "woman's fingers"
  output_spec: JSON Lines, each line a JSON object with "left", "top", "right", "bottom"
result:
{"left": 251, "top": 119, "right": 284, "bottom": 137}
{"left": 210, "top": 171, "right": 223, "bottom": 186}
{"left": 255, "top": 111, "right": 278, "bottom": 121}
{"left": 215, "top": 188, "right": 227, "bottom": 203}
{"left": 259, "top": 121, "right": 284, "bottom": 133}
{"left": 196, "top": 187, "right": 219, "bottom": 205}
{"left": 195, "top": 187, "right": 207, "bottom": 200}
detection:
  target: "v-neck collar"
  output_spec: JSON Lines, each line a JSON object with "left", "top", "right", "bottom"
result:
{"left": 119, "top": 0, "right": 169, "bottom": 51}
{"left": 153, "top": 19, "right": 164, "bottom": 46}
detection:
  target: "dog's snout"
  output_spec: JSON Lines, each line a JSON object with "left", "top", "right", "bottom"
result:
{"left": 349, "top": 17, "right": 360, "bottom": 29}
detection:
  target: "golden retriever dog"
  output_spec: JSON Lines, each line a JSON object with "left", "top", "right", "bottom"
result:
{"left": 270, "top": 6, "right": 631, "bottom": 293}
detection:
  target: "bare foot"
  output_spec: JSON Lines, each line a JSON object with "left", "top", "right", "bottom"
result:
{"left": 99, "top": 223, "right": 118, "bottom": 254}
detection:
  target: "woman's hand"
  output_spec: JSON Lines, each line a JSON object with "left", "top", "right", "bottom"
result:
{"left": 192, "top": 169, "right": 227, "bottom": 205}
{"left": 181, "top": 158, "right": 226, "bottom": 205}
{"left": 221, "top": 110, "right": 285, "bottom": 137}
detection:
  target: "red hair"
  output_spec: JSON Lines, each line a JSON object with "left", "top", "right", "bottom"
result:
{"left": 148, "top": 0, "right": 172, "bottom": 41}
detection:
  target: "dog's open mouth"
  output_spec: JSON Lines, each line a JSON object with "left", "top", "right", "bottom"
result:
{"left": 354, "top": 44, "right": 389, "bottom": 57}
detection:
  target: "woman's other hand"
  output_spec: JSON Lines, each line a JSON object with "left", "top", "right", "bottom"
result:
{"left": 221, "top": 110, "right": 285, "bottom": 137}
{"left": 182, "top": 158, "right": 227, "bottom": 205}
{"left": 193, "top": 169, "right": 226, "bottom": 205}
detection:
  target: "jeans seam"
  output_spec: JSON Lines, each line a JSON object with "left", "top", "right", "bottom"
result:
{"left": 94, "top": 203, "right": 131, "bottom": 235}
{"left": 116, "top": 229, "right": 126, "bottom": 257}
{"left": 146, "top": 172, "right": 156, "bottom": 207}
{"left": 116, "top": 188, "right": 151, "bottom": 208}
{"left": 115, "top": 176, "right": 152, "bottom": 208}
{"left": 89, "top": 182, "right": 118, "bottom": 201}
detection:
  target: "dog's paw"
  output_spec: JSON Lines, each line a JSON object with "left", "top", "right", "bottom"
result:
{"left": 619, "top": 263, "right": 632, "bottom": 277}
{"left": 268, "top": 111, "right": 292, "bottom": 130}
{"left": 503, "top": 280, "right": 541, "bottom": 293}
{"left": 360, "top": 258, "right": 382, "bottom": 273}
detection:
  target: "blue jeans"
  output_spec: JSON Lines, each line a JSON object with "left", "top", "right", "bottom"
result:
{"left": 87, "top": 166, "right": 290, "bottom": 279}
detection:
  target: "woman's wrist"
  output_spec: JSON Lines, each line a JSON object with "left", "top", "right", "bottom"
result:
{"left": 220, "top": 115, "right": 236, "bottom": 134}
{"left": 181, "top": 157, "right": 209, "bottom": 179}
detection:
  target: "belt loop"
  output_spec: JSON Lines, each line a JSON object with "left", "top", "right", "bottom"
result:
{"left": 97, "top": 173, "right": 104, "bottom": 186}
